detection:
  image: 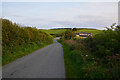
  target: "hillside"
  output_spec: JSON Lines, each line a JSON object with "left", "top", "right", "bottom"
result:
{"left": 41, "top": 28, "right": 102, "bottom": 37}
{"left": 76, "top": 29, "right": 102, "bottom": 36}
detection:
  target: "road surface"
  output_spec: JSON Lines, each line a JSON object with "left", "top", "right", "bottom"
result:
{"left": 2, "top": 38, "right": 65, "bottom": 78}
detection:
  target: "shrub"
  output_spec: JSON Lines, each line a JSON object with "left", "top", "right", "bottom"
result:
{"left": 61, "top": 29, "right": 75, "bottom": 40}
{"left": 2, "top": 19, "right": 53, "bottom": 65}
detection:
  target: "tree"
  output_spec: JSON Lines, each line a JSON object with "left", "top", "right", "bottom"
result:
{"left": 64, "top": 29, "right": 75, "bottom": 40}
{"left": 72, "top": 28, "right": 77, "bottom": 31}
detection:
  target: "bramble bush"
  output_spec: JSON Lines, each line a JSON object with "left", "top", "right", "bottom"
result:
{"left": 84, "top": 24, "right": 120, "bottom": 58}
{"left": 83, "top": 24, "right": 120, "bottom": 78}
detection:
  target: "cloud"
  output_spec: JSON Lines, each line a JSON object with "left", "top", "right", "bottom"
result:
{"left": 118, "top": 1, "right": 120, "bottom": 25}
{"left": 2, "top": 0, "right": 120, "bottom": 2}
{"left": 2, "top": 2, "right": 118, "bottom": 29}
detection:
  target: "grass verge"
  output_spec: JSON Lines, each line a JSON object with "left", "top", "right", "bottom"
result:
{"left": 2, "top": 42, "right": 53, "bottom": 66}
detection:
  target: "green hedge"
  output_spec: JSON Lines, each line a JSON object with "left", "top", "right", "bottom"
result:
{"left": 2, "top": 19, "right": 53, "bottom": 65}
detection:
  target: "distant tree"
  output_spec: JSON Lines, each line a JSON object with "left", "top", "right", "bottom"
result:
{"left": 72, "top": 28, "right": 77, "bottom": 31}
{"left": 64, "top": 29, "right": 75, "bottom": 40}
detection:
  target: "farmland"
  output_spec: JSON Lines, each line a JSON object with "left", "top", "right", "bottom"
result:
{"left": 76, "top": 29, "right": 103, "bottom": 36}
{"left": 41, "top": 29, "right": 67, "bottom": 35}
{"left": 41, "top": 28, "right": 103, "bottom": 37}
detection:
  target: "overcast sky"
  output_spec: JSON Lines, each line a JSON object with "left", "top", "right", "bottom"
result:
{"left": 2, "top": 0, "right": 120, "bottom": 2}
{"left": 2, "top": 2, "right": 118, "bottom": 29}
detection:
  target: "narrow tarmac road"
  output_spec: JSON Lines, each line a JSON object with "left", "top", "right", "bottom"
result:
{"left": 2, "top": 38, "right": 65, "bottom": 78}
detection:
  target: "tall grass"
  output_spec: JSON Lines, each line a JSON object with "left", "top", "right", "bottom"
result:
{"left": 58, "top": 39, "right": 119, "bottom": 79}
{"left": 2, "top": 41, "right": 53, "bottom": 65}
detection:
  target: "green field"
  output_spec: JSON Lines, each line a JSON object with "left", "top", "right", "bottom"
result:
{"left": 42, "top": 29, "right": 103, "bottom": 37}
{"left": 41, "top": 29, "right": 67, "bottom": 35}
{"left": 76, "top": 29, "right": 103, "bottom": 36}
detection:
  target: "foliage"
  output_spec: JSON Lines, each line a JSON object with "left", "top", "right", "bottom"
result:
{"left": 58, "top": 24, "right": 120, "bottom": 79}
{"left": 61, "top": 29, "right": 76, "bottom": 40}
{"left": 84, "top": 24, "right": 120, "bottom": 58}
{"left": 72, "top": 28, "right": 77, "bottom": 31}
{"left": 2, "top": 19, "right": 53, "bottom": 65}
{"left": 82, "top": 24, "right": 120, "bottom": 79}
{"left": 58, "top": 40, "right": 109, "bottom": 78}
